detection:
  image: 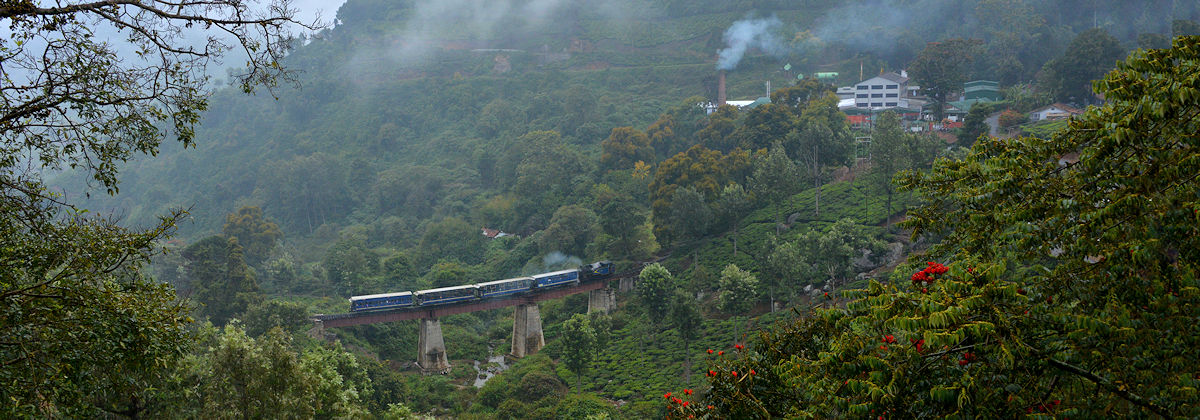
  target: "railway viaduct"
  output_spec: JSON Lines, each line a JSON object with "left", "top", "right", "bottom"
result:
{"left": 311, "top": 274, "right": 636, "bottom": 373}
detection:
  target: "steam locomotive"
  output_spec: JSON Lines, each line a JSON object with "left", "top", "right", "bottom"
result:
{"left": 348, "top": 261, "right": 614, "bottom": 312}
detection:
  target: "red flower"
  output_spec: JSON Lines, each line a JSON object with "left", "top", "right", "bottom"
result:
{"left": 718, "top": 351, "right": 724, "bottom": 356}
{"left": 707, "top": 370, "right": 715, "bottom": 377}
{"left": 731, "top": 371, "right": 738, "bottom": 377}
{"left": 707, "top": 405, "right": 714, "bottom": 410}
{"left": 921, "top": 288, "right": 928, "bottom": 294}
{"left": 684, "top": 389, "right": 692, "bottom": 395}
{"left": 683, "top": 401, "right": 689, "bottom": 407}
{"left": 664, "top": 392, "right": 672, "bottom": 399}
{"left": 750, "top": 369, "right": 756, "bottom": 375}
{"left": 958, "top": 359, "right": 968, "bottom": 366}
{"left": 707, "top": 349, "right": 713, "bottom": 354}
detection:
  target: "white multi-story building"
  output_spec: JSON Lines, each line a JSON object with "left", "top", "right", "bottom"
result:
{"left": 850, "top": 72, "right": 912, "bottom": 109}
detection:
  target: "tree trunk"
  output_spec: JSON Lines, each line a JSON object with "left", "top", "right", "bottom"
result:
{"left": 732, "top": 223, "right": 739, "bottom": 257}
{"left": 774, "top": 204, "right": 782, "bottom": 235}
{"left": 814, "top": 178, "right": 822, "bottom": 217}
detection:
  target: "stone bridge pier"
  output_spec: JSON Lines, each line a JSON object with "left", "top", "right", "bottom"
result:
{"left": 511, "top": 303, "right": 544, "bottom": 358}
{"left": 588, "top": 287, "right": 616, "bottom": 314}
{"left": 418, "top": 318, "right": 450, "bottom": 374}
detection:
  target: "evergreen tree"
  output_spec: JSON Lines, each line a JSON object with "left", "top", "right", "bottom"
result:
{"left": 637, "top": 263, "right": 678, "bottom": 328}
{"left": 559, "top": 314, "right": 598, "bottom": 394}
{"left": 183, "top": 236, "right": 263, "bottom": 325}
{"left": 715, "top": 182, "right": 753, "bottom": 257}
{"left": 910, "top": 38, "right": 981, "bottom": 121}
{"left": 788, "top": 92, "right": 853, "bottom": 217}
{"left": 956, "top": 103, "right": 994, "bottom": 148}
{"left": 1039, "top": 28, "right": 1124, "bottom": 104}
{"left": 749, "top": 141, "right": 800, "bottom": 235}
{"left": 222, "top": 206, "right": 283, "bottom": 266}
{"left": 670, "top": 290, "right": 702, "bottom": 384}
{"left": 867, "top": 111, "right": 909, "bottom": 217}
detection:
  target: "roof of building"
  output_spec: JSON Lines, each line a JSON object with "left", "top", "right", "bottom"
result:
{"left": 1031, "top": 103, "right": 1084, "bottom": 115}
{"left": 963, "top": 80, "right": 999, "bottom": 90}
{"left": 879, "top": 72, "right": 909, "bottom": 84}
{"left": 746, "top": 96, "right": 772, "bottom": 109}
{"left": 946, "top": 98, "right": 995, "bottom": 113}
{"left": 855, "top": 73, "right": 908, "bottom": 87}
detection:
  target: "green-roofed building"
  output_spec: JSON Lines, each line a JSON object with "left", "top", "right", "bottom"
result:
{"left": 963, "top": 80, "right": 1001, "bottom": 101}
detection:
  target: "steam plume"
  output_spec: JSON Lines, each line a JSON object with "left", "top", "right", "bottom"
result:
{"left": 542, "top": 251, "right": 582, "bottom": 269}
{"left": 716, "top": 16, "right": 788, "bottom": 71}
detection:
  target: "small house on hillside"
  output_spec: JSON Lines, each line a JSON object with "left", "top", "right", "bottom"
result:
{"left": 1029, "top": 103, "right": 1083, "bottom": 122}
{"left": 481, "top": 228, "right": 512, "bottom": 239}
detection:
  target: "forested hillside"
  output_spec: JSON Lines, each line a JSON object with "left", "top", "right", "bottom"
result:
{"left": 10, "top": 0, "right": 1200, "bottom": 418}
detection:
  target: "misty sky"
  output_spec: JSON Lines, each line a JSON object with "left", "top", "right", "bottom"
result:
{"left": 292, "top": 0, "right": 347, "bottom": 28}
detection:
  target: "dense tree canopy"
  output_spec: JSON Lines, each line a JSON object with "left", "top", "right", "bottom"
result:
{"left": 183, "top": 235, "right": 262, "bottom": 325}
{"left": 649, "top": 145, "right": 754, "bottom": 243}
{"left": 600, "top": 127, "right": 655, "bottom": 171}
{"left": 910, "top": 39, "right": 981, "bottom": 121}
{"left": 222, "top": 206, "right": 283, "bottom": 265}
{"left": 1040, "top": 28, "right": 1125, "bottom": 104}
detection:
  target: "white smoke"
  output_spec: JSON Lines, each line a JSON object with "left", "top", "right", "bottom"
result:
{"left": 542, "top": 251, "right": 582, "bottom": 270}
{"left": 716, "top": 16, "right": 789, "bottom": 71}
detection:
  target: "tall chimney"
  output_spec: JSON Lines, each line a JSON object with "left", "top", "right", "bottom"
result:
{"left": 718, "top": 71, "right": 727, "bottom": 106}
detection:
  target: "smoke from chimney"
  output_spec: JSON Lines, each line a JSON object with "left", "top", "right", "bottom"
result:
{"left": 718, "top": 71, "right": 726, "bottom": 106}
{"left": 716, "top": 16, "right": 786, "bottom": 71}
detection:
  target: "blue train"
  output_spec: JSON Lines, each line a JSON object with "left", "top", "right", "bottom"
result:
{"left": 349, "top": 261, "right": 614, "bottom": 312}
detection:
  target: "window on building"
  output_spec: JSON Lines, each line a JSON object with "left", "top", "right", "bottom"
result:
{"left": 857, "top": 102, "right": 869, "bottom": 107}
{"left": 886, "top": 93, "right": 898, "bottom": 98}
{"left": 871, "top": 93, "right": 883, "bottom": 98}
{"left": 857, "top": 94, "right": 868, "bottom": 98}
{"left": 857, "top": 85, "right": 868, "bottom": 90}
{"left": 871, "top": 85, "right": 884, "bottom": 89}
{"left": 885, "top": 102, "right": 898, "bottom": 107}
{"left": 871, "top": 102, "right": 883, "bottom": 107}
{"left": 886, "top": 84, "right": 899, "bottom": 89}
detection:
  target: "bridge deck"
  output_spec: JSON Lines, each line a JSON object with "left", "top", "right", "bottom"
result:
{"left": 315, "top": 279, "right": 609, "bottom": 328}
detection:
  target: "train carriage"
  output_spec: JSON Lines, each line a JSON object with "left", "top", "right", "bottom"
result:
{"left": 415, "top": 284, "right": 479, "bottom": 306}
{"left": 349, "top": 291, "right": 414, "bottom": 312}
{"left": 532, "top": 268, "right": 580, "bottom": 289}
{"left": 346, "top": 261, "right": 612, "bottom": 312}
{"left": 477, "top": 276, "right": 534, "bottom": 299}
